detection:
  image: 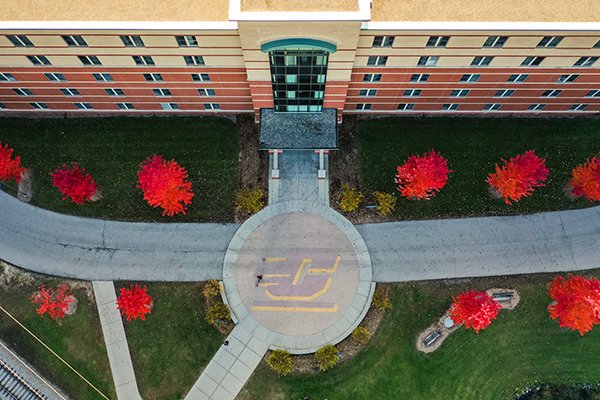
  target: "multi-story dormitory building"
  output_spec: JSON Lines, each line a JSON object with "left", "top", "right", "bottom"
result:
{"left": 0, "top": 0, "right": 599, "bottom": 121}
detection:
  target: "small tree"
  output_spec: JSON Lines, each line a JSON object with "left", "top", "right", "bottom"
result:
{"left": 394, "top": 150, "right": 451, "bottom": 200}
{"left": 116, "top": 285, "right": 153, "bottom": 321}
{"left": 51, "top": 163, "right": 97, "bottom": 204}
{"left": 487, "top": 150, "right": 549, "bottom": 204}
{"left": 0, "top": 142, "right": 25, "bottom": 183}
{"left": 315, "top": 344, "right": 339, "bottom": 371}
{"left": 373, "top": 191, "right": 396, "bottom": 216}
{"left": 137, "top": 154, "right": 194, "bottom": 216}
{"left": 30, "top": 283, "right": 76, "bottom": 320}
{"left": 266, "top": 350, "right": 293, "bottom": 376}
{"left": 450, "top": 290, "right": 501, "bottom": 333}
{"left": 338, "top": 184, "right": 363, "bottom": 213}
{"left": 569, "top": 156, "right": 600, "bottom": 202}
{"left": 548, "top": 274, "right": 600, "bottom": 336}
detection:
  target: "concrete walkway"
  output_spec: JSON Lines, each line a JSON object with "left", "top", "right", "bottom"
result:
{"left": 92, "top": 281, "right": 142, "bottom": 400}
{"left": 0, "top": 190, "right": 238, "bottom": 281}
{"left": 268, "top": 150, "right": 328, "bottom": 205}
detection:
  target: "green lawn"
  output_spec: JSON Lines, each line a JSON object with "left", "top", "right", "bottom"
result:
{"left": 0, "top": 271, "right": 115, "bottom": 400}
{"left": 0, "top": 116, "right": 239, "bottom": 222}
{"left": 357, "top": 117, "right": 600, "bottom": 220}
{"left": 122, "top": 282, "right": 222, "bottom": 400}
{"left": 241, "top": 270, "right": 600, "bottom": 400}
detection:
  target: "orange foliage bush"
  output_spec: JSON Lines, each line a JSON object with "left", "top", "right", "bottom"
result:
{"left": 450, "top": 290, "right": 502, "bottom": 333}
{"left": 0, "top": 142, "right": 25, "bottom": 183}
{"left": 116, "top": 284, "right": 153, "bottom": 321}
{"left": 569, "top": 156, "right": 600, "bottom": 201}
{"left": 394, "top": 150, "right": 451, "bottom": 200}
{"left": 548, "top": 274, "right": 600, "bottom": 336}
{"left": 30, "top": 283, "right": 75, "bottom": 320}
{"left": 51, "top": 163, "right": 97, "bottom": 204}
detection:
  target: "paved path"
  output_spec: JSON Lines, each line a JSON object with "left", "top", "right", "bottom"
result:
{"left": 92, "top": 281, "right": 142, "bottom": 400}
{"left": 268, "top": 150, "right": 328, "bottom": 205}
{"left": 0, "top": 190, "right": 238, "bottom": 281}
{"left": 359, "top": 206, "right": 600, "bottom": 282}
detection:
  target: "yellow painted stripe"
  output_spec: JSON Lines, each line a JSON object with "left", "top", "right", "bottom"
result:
{"left": 266, "top": 277, "right": 332, "bottom": 301}
{"left": 309, "top": 255, "right": 341, "bottom": 274}
{"left": 251, "top": 304, "right": 339, "bottom": 313}
{"left": 292, "top": 258, "right": 311, "bottom": 285}
{"left": 258, "top": 282, "right": 279, "bottom": 287}
{"left": 263, "top": 257, "right": 287, "bottom": 262}
{"left": 263, "top": 273, "right": 290, "bottom": 278}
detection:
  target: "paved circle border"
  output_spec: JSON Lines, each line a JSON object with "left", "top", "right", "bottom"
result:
{"left": 221, "top": 200, "right": 375, "bottom": 355}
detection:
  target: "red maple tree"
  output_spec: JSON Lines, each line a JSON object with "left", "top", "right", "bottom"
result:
{"left": 569, "top": 156, "right": 600, "bottom": 202}
{"left": 116, "top": 285, "right": 153, "bottom": 321}
{"left": 450, "top": 290, "right": 502, "bottom": 333}
{"left": 394, "top": 150, "right": 452, "bottom": 200}
{"left": 0, "top": 142, "right": 25, "bottom": 183}
{"left": 137, "top": 155, "right": 194, "bottom": 216}
{"left": 51, "top": 163, "right": 97, "bottom": 204}
{"left": 30, "top": 283, "right": 75, "bottom": 320}
{"left": 487, "top": 150, "right": 549, "bottom": 205}
{"left": 548, "top": 274, "right": 600, "bottom": 336}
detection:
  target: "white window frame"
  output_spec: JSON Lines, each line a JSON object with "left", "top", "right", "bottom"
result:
{"left": 495, "top": 89, "right": 515, "bottom": 97}
{"left": 121, "top": 35, "right": 145, "bottom": 47}
{"left": 30, "top": 102, "right": 48, "bottom": 109}
{"left": 0, "top": 103, "right": 6, "bottom": 109}
{"left": 13, "top": 88, "right": 32, "bottom": 96}
{"left": 176, "top": 35, "right": 198, "bottom": 47}
{"left": 117, "top": 102, "right": 135, "bottom": 110}
{"left": 161, "top": 103, "right": 179, "bottom": 110}
{"left": 537, "top": 36, "right": 563, "bottom": 48}
{"left": 521, "top": 56, "right": 545, "bottom": 66}
{"left": 570, "top": 104, "right": 588, "bottom": 111}
{"left": 184, "top": 55, "right": 205, "bottom": 66}
{"left": 460, "top": 74, "right": 480, "bottom": 83}
{"left": 442, "top": 103, "right": 459, "bottom": 111}
{"left": 7, "top": 35, "right": 33, "bottom": 47}
{"left": 198, "top": 88, "right": 216, "bottom": 96}
{"left": 44, "top": 73, "right": 66, "bottom": 82}
{"left": 483, "top": 36, "right": 508, "bottom": 48}
{"left": 410, "top": 74, "right": 430, "bottom": 82}
{"left": 133, "top": 55, "right": 155, "bottom": 66}
{"left": 192, "top": 73, "right": 210, "bottom": 82}
{"left": 575, "top": 57, "right": 598, "bottom": 67}
{"left": 471, "top": 56, "right": 493, "bottom": 66}
{"left": 483, "top": 103, "right": 501, "bottom": 111}
{"left": 79, "top": 55, "right": 102, "bottom": 65}
{"left": 418, "top": 56, "right": 438, "bottom": 66}
{"left": 204, "top": 103, "right": 220, "bottom": 110}
{"left": 105, "top": 88, "right": 125, "bottom": 97}
{"left": 542, "top": 89, "right": 562, "bottom": 97}
{"left": 403, "top": 89, "right": 422, "bottom": 97}
{"left": 60, "top": 88, "right": 80, "bottom": 96}
{"left": 27, "top": 55, "right": 51, "bottom": 65}
{"left": 62, "top": 35, "right": 87, "bottom": 47}
{"left": 153, "top": 88, "right": 172, "bottom": 97}
{"left": 557, "top": 74, "right": 579, "bottom": 83}
{"left": 397, "top": 103, "right": 415, "bottom": 111}
{"left": 355, "top": 103, "right": 372, "bottom": 110}
{"left": 363, "top": 74, "right": 382, "bottom": 82}
{"left": 367, "top": 56, "right": 387, "bottom": 66}
{"left": 528, "top": 104, "right": 546, "bottom": 111}
{"left": 508, "top": 74, "right": 528, "bottom": 83}
{"left": 450, "top": 89, "right": 470, "bottom": 97}
{"left": 359, "top": 89, "right": 377, "bottom": 97}
{"left": 372, "top": 36, "right": 394, "bottom": 47}
{"left": 93, "top": 73, "right": 113, "bottom": 82}
{"left": 426, "top": 36, "right": 449, "bottom": 48}
{"left": 74, "top": 102, "right": 93, "bottom": 110}
{"left": 0, "top": 72, "right": 16, "bottom": 81}
{"left": 585, "top": 89, "right": 600, "bottom": 98}
{"left": 143, "top": 73, "right": 164, "bottom": 82}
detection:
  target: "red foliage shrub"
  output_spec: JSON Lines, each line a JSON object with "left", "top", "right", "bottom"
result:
{"left": 0, "top": 142, "right": 25, "bottom": 183}
{"left": 394, "top": 150, "right": 452, "bottom": 200}
{"left": 30, "top": 283, "right": 75, "bottom": 320}
{"left": 137, "top": 155, "right": 194, "bottom": 216}
{"left": 51, "top": 163, "right": 97, "bottom": 204}
{"left": 116, "top": 284, "right": 153, "bottom": 321}
{"left": 487, "top": 150, "right": 549, "bottom": 205}
{"left": 548, "top": 274, "right": 600, "bottom": 336}
{"left": 569, "top": 156, "right": 600, "bottom": 202}
{"left": 450, "top": 290, "right": 502, "bottom": 333}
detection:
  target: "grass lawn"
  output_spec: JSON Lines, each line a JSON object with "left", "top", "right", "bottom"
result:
{"left": 0, "top": 269, "right": 115, "bottom": 399}
{"left": 357, "top": 117, "right": 600, "bottom": 220}
{"left": 241, "top": 270, "right": 600, "bottom": 400}
{"left": 122, "top": 282, "right": 222, "bottom": 400}
{"left": 0, "top": 116, "right": 239, "bottom": 222}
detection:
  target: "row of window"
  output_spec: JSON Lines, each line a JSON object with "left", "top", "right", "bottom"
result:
{"left": 355, "top": 103, "right": 592, "bottom": 111}
{"left": 9, "top": 87, "right": 217, "bottom": 97}
{"left": 362, "top": 73, "right": 595, "bottom": 83}
{"left": 24, "top": 55, "right": 205, "bottom": 66}
{"left": 6, "top": 34, "right": 200, "bottom": 48}
{"left": 372, "top": 35, "right": 600, "bottom": 49}
{"left": 0, "top": 102, "right": 221, "bottom": 110}
{"left": 366, "top": 55, "right": 599, "bottom": 67}
{"left": 0, "top": 72, "right": 211, "bottom": 83}
{"left": 355, "top": 88, "right": 600, "bottom": 98}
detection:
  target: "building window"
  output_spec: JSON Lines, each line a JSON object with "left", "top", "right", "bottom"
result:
{"left": 585, "top": 89, "right": 600, "bottom": 97}
{"left": 117, "top": 103, "right": 135, "bottom": 110}
{"left": 120, "top": 35, "right": 145, "bottom": 47}
{"left": 460, "top": 74, "right": 480, "bottom": 82}
{"left": 528, "top": 104, "right": 546, "bottom": 110}
{"left": 62, "top": 35, "right": 87, "bottom": 47}
{"left": 483, "top": 103, "right": 501, "bottom": 111}
{"left": 541, "top": 89, "right": 562, "bottom": 97}
{"left": 367, "top": 56, "right": 387, "bottom": 66}
{"left": 204, "top": 103, "right": 220, "bottom": 110}
{"left": 60, "top": 88, "right": 80, "bottom": 96}
{"left": 594, "top": 40, "right": 600, "bottom": 48}
{"left": 44, "top": 73, "right": 66, "bottom": 82}
{"left": 574, "top": 57, "right": 598, "bottom": 67}
{"left": 418, "top": 56, "right": 438, "bottom": 66}
{"left": 521, "top": 56, "right": 545, "bottom": 66}
{"left": 13, "top": 88, "right": 32, "bottom": 96}
{"left": 192, "top": 73, "right": 210, "bottom": 82}
{"left": 537, "top": 36, "right": 563, "bottom": 48}
{"left": 133, "top": 55, "right": 155, "bottom": 65}
{"left": 483, "top": 36, "right": 508, "bottom": 48}
{"left": 471, "top": 56, "right": 493, "bottom": 66}
{"left": 426, "top": 36, "right": 449, "bottom": 47}
{"left": 105, "top": 88, "right": 125, "bottom": 96}
{"left": 372, "top": 36, "right": 394, "bottom": 47}
{"left": 6, "top": 35, "right": 33, "bottom": 47}
{"left": 508, "top": 74, "right": 528, "bottom": 82}
{"left": 198, "top": 88, "right": 216, "bottom": 96}
{"left": 78, "top": 55, "right": 102, "bottom": 65}
{"left": 152, "top": 88, "right": 172, "bottom": 96}
{"left": 0, "top": 103, "right": 5, "bottom": 109}
{"left": 495, "top": 89, "right": 515, "bottom": 97}
{"left": 557, "top": 74, "right": 579, "bottom": 83}
{"left": 570, "top": 104, "right": 588, "bottom": 111}
{"left": 403, "top": 89, "right": 422, "bottom": 97}
{"left": 451, "top": 89, "right": 469, "bottom": 97}
{"left": 0, "top": 72, "right": 16, "bottom": 81}
{"left": 176, "top": 35, "right": 198, "bottom": 47}
{"left": 355, "top": 103, "right": 372, "bottom": 110}
{"left": 363, "top": 74, "right": 382, "bottom": 82}
{"left": 184, "top": 55, "right": 205, "bottom": 66}
{"left": 161, "top": 103, "right": 179, "bottom": 110}
{"left": 30, "top": 102, "right": 48, "bottom": 109}
{"left": 143, "top": 73, "right": 163, "bottom": 82}
{"left": 410, "top": 74, "right": 430, "bottom": 82}
{"left": 74, "top": 102, "right": 93, "bottom": 110}
{"left": 27, "top": 55, "right": 51, "bottom": 65}
{"left": 397, "top": 103, "right": 414, "bottom": 111}
{"left": 359, "top": 89, "right": 377, "bottom": 96}
{"left": 93, "top": 73, "right": 113, "bottom": 82}
{"left": 442, "top": 103, "right": 459, "bottom": 110}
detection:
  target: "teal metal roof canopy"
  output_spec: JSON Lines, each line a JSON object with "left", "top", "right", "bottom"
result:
{"left": 260, "top": 38, "right": 337, "bottom": 53}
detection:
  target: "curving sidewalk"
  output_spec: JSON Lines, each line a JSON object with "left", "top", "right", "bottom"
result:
{"left": 0, "top": 190, "right": 238, "bottom": 281}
